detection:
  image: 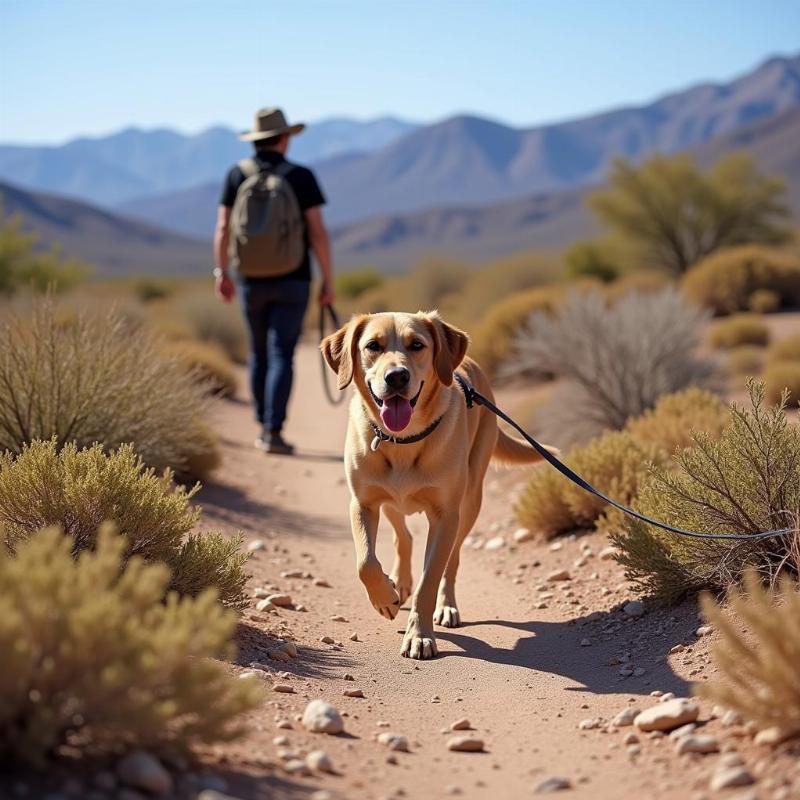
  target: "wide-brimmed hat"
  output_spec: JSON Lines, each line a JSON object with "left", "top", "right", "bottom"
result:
{"left": 239, "top": 107, "right": 305, "bottom": 141}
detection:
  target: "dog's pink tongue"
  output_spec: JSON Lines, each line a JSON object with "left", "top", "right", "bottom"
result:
{"left": 380, "top": 396, "right": 413, "bottom": 432}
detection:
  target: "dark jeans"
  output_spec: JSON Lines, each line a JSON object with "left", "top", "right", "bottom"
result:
{"left": 238, "top": 277, "right": 309, "bottom": 432}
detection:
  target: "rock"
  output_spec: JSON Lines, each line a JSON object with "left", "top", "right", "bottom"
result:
{"left": 313, "top": 578, "right": 331, "bottom": 588}
{"left": 450, "top": 718, "right": 472, "bottom": 731}
{"left": 320, "top": 636, "right": 335, "bottom": 644}
{"left": 668, "top": 723, "right": 697, "bottom": 740}
{"left": 513, "top": 527, "right": 534, "bottom": 543}
{"left": 306, "top": 750, "right": 334, "bottom": 773}
{"left": 598, "top": 546, "right": 617, "bottom": 561}
{"left": 273, "top": 684, "right": 295, "bottom": 693}
{"left": 547, "top": 569, "right": 571, "bottom": 582}
{"left": 116, "top": 752, "right": 172, "bottom": 796}
{"left": 447, "top": 735, "right": 484, "bottom": 752}
{"left": 266, "top": 593, "right": 292, "bottom": 607}
{"left": 484, "top": 536, "right": 505, "bottom": 551}
{"left": 276, "top": 719, "right": 292, "bottom": 729}
{"left": 255, "top": 599, "right": 276, "bottom": 612}
{"left": 276, "top": 640, "right": 297, "bottom": 658}
{"left": 343, "top": 688, "right": 364, "bottom": 698}
{"left": 623, "top": 601, "right": 645, "bottom": 618}
{"left": 695, "top": 625, "right": 713, "bottom": 637}
{"left": 659, "top": 692, "right": 676, "bottom": 703}
{"left": 721, "top": 709, "right": 744, "bottom": 727}
{"left": 578, "top": 718, "right": 599, "bottom": 730}
{"left": 247, "top": 540, "right": 266, "bottom": 552}
{"left": 623, "top": 732, "right": 639, "bottom": 745}
{"left": 266, "top": 648, "right": 291, "bottom": 662}
{"left": 330, "top": 614, "right": 348, "bottom": 622}
{"left": 281, "top": 569, "right": 305, "bottom": 579}
{"left": 343, "top": 673, "right": 355, "bottom": 681}
{"left": 634, "top": 698, "right": 699, "bottom": 732}
{"left": 612, "top": 707, "right": 640, "bottom": 727}
{"left": 580, "top": 638, "right": 591, "bottom": 647}
{"left": 670, "top": 644, "right": 686, "bottom": 654}
{"left": 710, "top": 766, "right": 754, "bottom": 791}
{"left": 378, "top": 732, "right": 410, "bottom": 752}
{"left": 718, "top": 753, "right": 745, "bottom": 768}
{"left": 753, "top": 726, "right": 790, "bottom": 746}
{"left": 349, "top": 632, "right": 359, "bottom": 641}
{"left": 533, "top": 776, "right": 571, "bottom": 793}
{"left": 549, "top": 542, "right": 563, "bottom": 551}
{"left": 676, "top": 734, "right": 719, "bottom": 754}
{"left": 302, "top": 700, "right": 344, "bottom": 734}
{"left": 283, "top": 759, "right": 311, "bottom": 776}
{"left": 273, "top": 735, "right": 289, "bottom": 745}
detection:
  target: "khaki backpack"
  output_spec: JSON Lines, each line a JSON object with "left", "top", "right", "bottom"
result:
{"left": 228, "top": 158, "right": 304, "bottom": 277}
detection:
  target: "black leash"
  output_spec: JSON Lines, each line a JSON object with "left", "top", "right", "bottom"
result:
{"left": 457, "top": 378, "right": 794, "bottom": 543}
{"left": 319, "top": 304, "right": 346, "bottom": 406}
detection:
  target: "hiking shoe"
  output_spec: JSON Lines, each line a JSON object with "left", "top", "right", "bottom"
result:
{"left": 265, "top": 431, "right": 295, "bottom": 456}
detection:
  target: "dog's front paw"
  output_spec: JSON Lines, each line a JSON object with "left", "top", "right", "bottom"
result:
{"left": 400, "top": 614, "right": 438, "bottom": 659}
{"left": 361, "top": 567, "right": 401, "bottom": 620}
{"left": 434, "top": 602, "right": 460, "bottom": 628}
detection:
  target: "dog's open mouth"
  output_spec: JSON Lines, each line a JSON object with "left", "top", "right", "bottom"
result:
{"left": 368, "top": 381, "right": 424, "bottom": 433}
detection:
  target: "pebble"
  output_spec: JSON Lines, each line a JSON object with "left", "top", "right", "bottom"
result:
{"left": 612, "top": 707, "right": 640, "bottom": 727}
{"left": 549, "top": 542, "right": 563, "bottom": 551}
{"left": 273, "top": 735, "right": 289, "bottom": 745}
{"left": 313, "top": 578, "right": 332, "bottom": 587}
{"left": 580, "top": 638, "right": 591, "bottom": 647}
{"left": 349, "top": 632, "right": 359, "bottom": 641}
{"left": 533, "top": 776, "right": 571, "bottom": 793}
{"left": 255, "top": 599, "right": 276, "bottom": 612}
{"left": 634, "top": 698, "right": 699, "bottom": 732}
{"left": 578, "top": 719, "right": 600, "bottom": 730}
{"left": 710, "top": 766, "right": 755, "bottom": 791}
{"left": 623, "top": 733, "right": 639, "bottom": 745}
{"left": 266, "top": 593, "right": 293, "bottom": 607}
{"left": 306, "top": 750, "right": 334, "bottom": 773}
{"left": 695, "top": 625, "right": 713, "bottom": 637}
{"left": 330, "top": 614, "right": 348, "bottom": 622}
{"left": 378, "top": 732, "right": 410, "bottom": 752}
{"left": 343, "top": 688, "right": 365, "bottom": 698}
{"left": 116, "top": 752, "right": 172, "bottom": 796}
{"left": 450, "top": 718, "right": 472, "bottom": 731}
{"left": 598, "top": 546, "right": 617, "bottom": 561}
{"left": 273, "top": 684, "right": 295, "bottom": 694}
{"left": 320, "top": 635, "right": 335, "bottom": 644}
{"left": 513, "top": 527, "right": 534, "bottom": 543}
{"left": 302, "top": 699, "right": 344, "bottom": 734}
{"left": 447, "top": 735, "right": 485, "bottom": 752}
{"left": 676, "top": 734, "right": 719, "bottom": 754}
{"left": 247, "top": 540, "right": 266, "bottom": 552}
{"left": 343, "top": 673, "right": 355, "bottom": 681}
{"left": 283, "top": 759, "right": 310, "bottom": 776}
{"left": 668, "top": 723, "right": 697, "bottom": 740}
{"left": 484, "top": 536, "right": 505, "bottom": 550}
{"left": 721, "top": 709, "right": 744, "bottom": 727}
{"left": 622, "top": 600, "right": 645, "bottom": 618}
{"left": 718, "top": 753, "right": 745, "bottom": 768}
{"left": 547, "top": 569, "right": 571, "bottom": 582}
{"left": 753, "top": 726, "right": 789, "bottom": 745}
{"left": 281, "top": 569, "right": 305, "bottom": 579}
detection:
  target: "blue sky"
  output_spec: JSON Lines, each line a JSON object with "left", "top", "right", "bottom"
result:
{"left": 1, "top": 0, "right": 798, "bottom": 144}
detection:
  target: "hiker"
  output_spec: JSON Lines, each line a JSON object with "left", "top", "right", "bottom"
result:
{"left": 213, "top": 107, "right": 334, "bottom": 455}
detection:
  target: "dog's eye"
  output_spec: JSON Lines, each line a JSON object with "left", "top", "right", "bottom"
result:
{"left": 365, "top": 341, "right": 382, "bottom": 352}
{"left": 409, "top": 340, "right": 425, "bottom": 351}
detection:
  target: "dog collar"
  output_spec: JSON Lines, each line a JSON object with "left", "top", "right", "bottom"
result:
{"left": 367, "top": 414, "right": 445, "bottom": 452}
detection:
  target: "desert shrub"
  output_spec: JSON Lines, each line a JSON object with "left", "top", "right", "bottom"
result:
{"left": 171, "top": 292, "right": 248, "bottom": 363}
{"left": 603, "top": 269, "right": 671, "bottom": 305}
{"left": 611, "top": 382, "right": 800, "bottom": 602}
{"left": 727, "top": 346, "right": 765, "bottom": 378}
{"left": 508, "top": 288, "right": 712, "bottom": 442}
{"left": 708, "top": 313, "right": 770, "bottom": 349}
{"left": 564, "top": 240, "right": 620, "bottom": 283}
{"left": 133, "top": 277, "right": 172, "bottom": 303}
{"left": 515, "top": 468, "right": 575, "bottom": 540}
{"left": 0, "top": 440, "right": 248, "bottom": 608}
{"left": 767, "top": 334, "right": 800, "bottom": 365}
{"left": 0, "top": 300, "right": 220, "bottom": 479}
{"left": 697, "top": 571, "right": 800, "bottom": 739}
{"left": 764, "top": 361, "right": 800, "bottom": 405}
{"left": 336, "top": 268, "right": 384, "bottom": 299}
{"left": 624, "top": 387, "right": 728, "bottom": 454}
{"left": 0, "top": 527, "right": 262, "bottom": 765}
{"left": 682, "top": 245, "right": 800, "bottom": 315}
{"left": 748, "top": 288, "right": 781, "bottom": 314}
{"left": 164, "top": 340, "right": 238, "bottom": 398}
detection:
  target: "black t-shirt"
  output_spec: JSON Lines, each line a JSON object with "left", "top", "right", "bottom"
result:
{"left": 220, "top": 151, "right": 326, "bottom": 282}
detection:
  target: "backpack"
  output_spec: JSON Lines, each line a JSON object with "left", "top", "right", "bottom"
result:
{"left": 228, "top": 157, "right": 304, "bottom": 278}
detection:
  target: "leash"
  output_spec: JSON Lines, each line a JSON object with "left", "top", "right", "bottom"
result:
{"left": 456, "top": 378, "right": 794, "bottom": 543}
{"left": 319, "top": 304, "right": 347, "bottom": 406}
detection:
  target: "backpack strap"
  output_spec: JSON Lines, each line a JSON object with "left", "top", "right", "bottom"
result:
{"left": 237, "top": 157, "right": 260, "bottom": 179}
{"left": 237, "top": 157, "right": 294, "bottom": 180}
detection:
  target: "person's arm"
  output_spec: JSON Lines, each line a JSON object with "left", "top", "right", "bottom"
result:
{"left": 306, "top": 205, "right": 334, "bottom": 306}
{"left": 213, "top": 205, "right": 235, "bottom": 302}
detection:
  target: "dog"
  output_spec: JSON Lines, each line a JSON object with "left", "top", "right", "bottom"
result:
{"left": 321, "top": 311, "right": 558, "bottom": 659}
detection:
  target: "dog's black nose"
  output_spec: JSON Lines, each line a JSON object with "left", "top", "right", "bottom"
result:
{"left": 385, "top": 367, "right": 410, "bottom": 391}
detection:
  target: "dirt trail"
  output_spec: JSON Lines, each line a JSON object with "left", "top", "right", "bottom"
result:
{"left": 194, "top": 342, "right": 736, "bottom": 800}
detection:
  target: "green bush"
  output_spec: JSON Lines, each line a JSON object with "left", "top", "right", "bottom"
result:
{"left": 764, "top": 360, "right": 800, "bottom": 405}
{"left": 171, "top": 292, "right": 248, "bottom": 363}
{"left": 726, "top": 345, "right": 765, "bottom": 378}
{"left": 133, "top": 277, "right": 173, "bottom": 303}
{"left": 682, "top": 245, "right": 800, "bottom": 315}
{"left": 0, "top": 299, "right": 220, "bottom": 480}
{"left": 164, "top": 340, "right": 238, "bottom": 398}
{"left": 708, "top": 313, "right": 770, "bottom": 349}
{"left": 335, "top": 268, "right": 384, "bottom": 299}
{"left": 564, "top": 240, "right": 620, "bottom": 283}
{"left": 0, "top": 527, "right": 263, "bottom": 765}
{"left": 0, "top": 440, "right": 248, "bottom": 608}
{"left": 611, "top": 382, "right": 800, "bottom": 602}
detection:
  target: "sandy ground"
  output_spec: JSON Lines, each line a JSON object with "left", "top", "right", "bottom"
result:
{"left": 182, "top": 339, "right": 799, "bottom": 800}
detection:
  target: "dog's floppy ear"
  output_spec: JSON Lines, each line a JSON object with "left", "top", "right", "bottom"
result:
{"left": 426, "top": 314, "right": 470, "bottom": 386}
{"left": 321, "top": 315, "right": 368, "bottom": 390}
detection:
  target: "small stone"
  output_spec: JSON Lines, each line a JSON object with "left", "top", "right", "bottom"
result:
{"left": 580, "top": 638, "right": 591, "bottom": 647}
{"left": 276, "top": 719, "right": 292, "bottom": 729}
{"left": 247, "top": 540, "right": 266, "bottom": 552}
{"left": 302, "top": 699, "right": 344, "bottom": 734}
{"left": 273, "top": 735, "right": 289, "bottom": 745}
{"left": 273, "top": 684, "right": 295, "bottom": 694}
{"left": 753, "top": 726, "right": 790, "bottom": 746}
{"left": 623, "top": 732, "right": 639, "bottom": 745}
{"left": 668, "top": 723, "right": 697, "bottom": 740}
{"left": 343, "top": 673, "right": 355, "bottom": 681}
{"left": 670, "top": 644, "right": 686, "bottom": 654}
{"left": 306, "top": 750, "right": 334, "bottom": 774}
{"left": 450, "top": 718, "right": 472, "bottom": 731}
{"left": 598, "top": 545, "right": 617, "bottom": 560}
{"left": 549, "top": 542, "right": 563, "bottom": 551}
{"left": 612, "top": 707, "right": 640, "bottom": 727}
{"left": 634, "top": 698, "right": 699, "bottom": 732}
{"left": 623, "top": 601, "right": 645, "bottom": 618}
{"left": 484, "top": 536, "right": 505, "bottom": 551}
{"left": 721, "top": 709, "right": 744, "bottom": 727}
{"left": 283, "top": 759, "right": 311, "bottom": 776}
{"left": 718, "top": 753, "right": 745, "bottom": 768}
{"left": 513, "top": 527, "right": 534, "bottom": 543}
{"left": 578, "top": 718, "right": 599, "bottom": 730}
{"left": 320, "top": 636, "right": 335, "bottom": 644}
{"left": 533, "top": 776, "right": 571, "bottom": 793}
{"left": 659, "top": 692, "right": 676, "bottom": 703}
{"left": 266, "top": 648, "right": 291, "bottom": 662}
{"left": 330, "top": 614, "right": 348, "bottom": 622}
{"left": 313, "top": 578, "right": 331, "bottom": 587}
{"left": 676, "top": 734, "right": 719, "bottom": 754}
{"left": 116, "top": 752, "right": 172, "bottom": 796}
{"left": 349, "top": 632, "right": 359, "bottom": 641}
{"left": 378, "top": 732, "right": 410, "bottom": 752}
{"left": 281, "top": 569, "right": 304, "bottom": 579}
{"left": 266, "top": 593, "right": 292, "bottom": 607}
{"left": 343, "top": 688, "right": 365, "bottom": 698}
{"left": 710, "top": 766, "right": 755, "bottom": 791}
{"left": 695, "top": 625, "right": 713, "bottom": 637}
{"left": 447, "top": 735, "right": 484, "bottom": 752}
{"left": 547, "top": 569, "right": 571, "bottom": 582}
{"left": 633, "top": 667, "right": 646, "bottom": 677}
{"left": 255, "top": 599, "right": 276, "bottom": 612}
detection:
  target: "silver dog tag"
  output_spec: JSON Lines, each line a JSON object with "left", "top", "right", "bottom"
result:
{"left": 370, "top": 436, "right": 381, "bottom": 452}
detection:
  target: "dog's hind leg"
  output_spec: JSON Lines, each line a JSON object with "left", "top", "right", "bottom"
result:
{"left": 384, "top": 505, "right": 413, "bottom": 606}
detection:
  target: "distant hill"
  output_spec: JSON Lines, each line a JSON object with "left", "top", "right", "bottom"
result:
{"left": 0, "top": 116, "right": 418, "bottom": 207}
{"left": 0, "top": 180, "right": 210, "bottom": 276}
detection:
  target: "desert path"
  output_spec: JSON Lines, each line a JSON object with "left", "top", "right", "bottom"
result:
{"left": 197, "top": 340, "right": 715, "bottom": 800}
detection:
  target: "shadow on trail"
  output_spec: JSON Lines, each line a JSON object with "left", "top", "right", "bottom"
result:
{"left": 293, "top": 449, "right": 344, "bottom": 464}
{"left": 434, "top": 604, "right": 697, "bottom": 698}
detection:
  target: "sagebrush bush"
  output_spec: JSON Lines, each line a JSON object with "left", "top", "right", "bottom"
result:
{"left": 603, "top": 269, "right": 671, "bottom": 305}
{"left": 611, "top": 382, "right": 800, "bottom": 602}
{"left": 748, "top": 288, "right": 781, "bottom": 314}
{"left": 697, "top": 571, "right": 800, "bottom": 738}
{"left": 564, "top": 240, "right": 620, "bottom": 283}
{"left": 682, "top": 245, "right": 800, "bottom": 315}
{"left": 0, "top": 440, "right": 248, "bottom": 608}
{"left": 767, "top": 334, "right": 800, "bottom": 365}
{"left": 0, "top": 300, "right": 220, "bottom": 480}
{"left": 171, "top": 292, "right": 248, "bottom": 363}
{"left": 335, "top": 268, "right": 384, "bottom": 299}
{"left": 508, "top": 288, "right": 713, "bottom": 442}
{"left": 164, "top": 340, "right": 238, "bottom": 398}
{"left": 515, "top": 468, "right": 575, "bottom": 540}
{"left": 726, "top": 346, "right": 765, "bottom": 378}
{"left": 764, "top": 360, "right": 800, "bottom": 405}
{"left": 708, "top": 313, "right": 770, "bottom": 349}
{"left": 0, "top": 527, "right": 263, "bottom": 765}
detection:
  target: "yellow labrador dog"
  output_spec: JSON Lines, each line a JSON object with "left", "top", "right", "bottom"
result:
{"left": 322, "top": 311, "right": 557, "bottom": 659}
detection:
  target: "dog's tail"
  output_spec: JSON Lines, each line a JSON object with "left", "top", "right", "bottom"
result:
{"left": 492, "top": 429, "right": 560, "bottom": 467}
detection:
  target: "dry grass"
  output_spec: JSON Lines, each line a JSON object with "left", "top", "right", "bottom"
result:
{"left": 764, "top": 361, "right": 800, "bottom": 405}
{"left": 163, "top": 340, "right": 238, "bottom": 398}
{"left": 169, "top": 291, "right": 248, "bottom": 363}
{"left": 726, "top": 346, "right": 766, "bottom": 379}
{"left": 708, "top": 313, "right": 770, "bottom": 349}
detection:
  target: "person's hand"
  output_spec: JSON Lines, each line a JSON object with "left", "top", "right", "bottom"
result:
{"left": 319, "top": 281, "right": 335, "bottom": 307}
{"left": 215, "top": 271, "right": 235, "bottom": 303}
